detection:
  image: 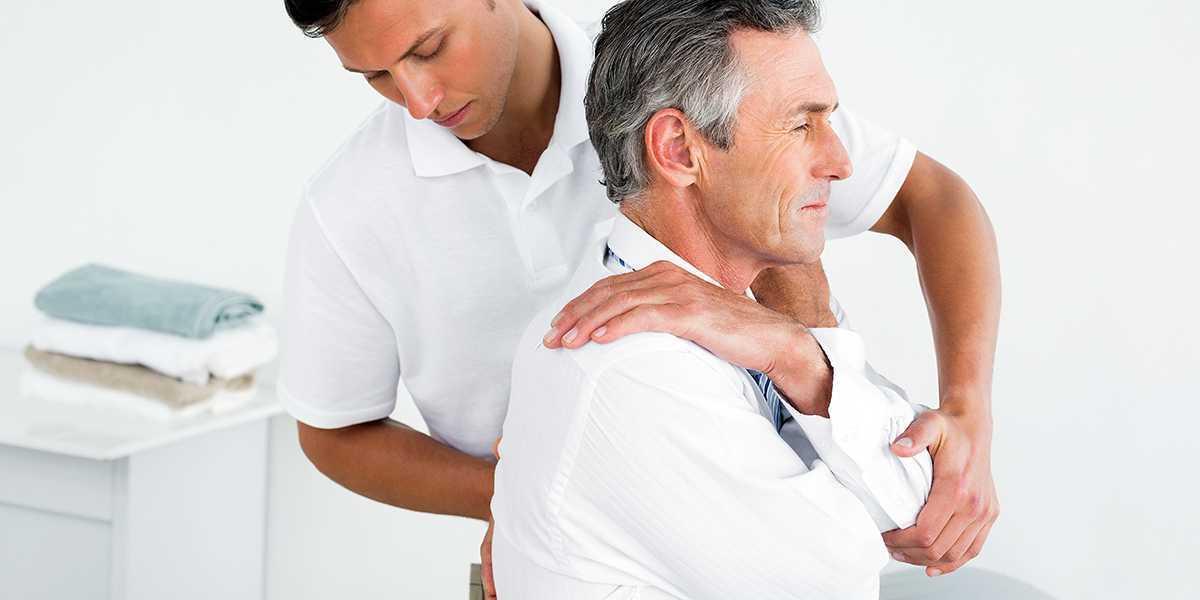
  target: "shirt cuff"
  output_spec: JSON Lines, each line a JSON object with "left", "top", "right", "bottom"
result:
{"left": 787, "top": 328, "right": 932, "bottom": 531}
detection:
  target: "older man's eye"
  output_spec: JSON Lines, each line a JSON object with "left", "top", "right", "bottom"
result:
{"left": 793, "top": 123, "right": 811, "bottom": 133}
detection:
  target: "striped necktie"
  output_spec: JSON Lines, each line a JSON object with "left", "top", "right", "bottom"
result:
{"left": 604, "top": 246, "right": 788, "bottom": 432}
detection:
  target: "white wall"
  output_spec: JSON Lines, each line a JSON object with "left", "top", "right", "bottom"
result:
{"left": 2, "top": 1, "right": 1196, "bottom": 599}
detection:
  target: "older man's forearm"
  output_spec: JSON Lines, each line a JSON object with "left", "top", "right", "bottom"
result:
{"left": 874, "top": 152, "right": 1001, "bottom": 421}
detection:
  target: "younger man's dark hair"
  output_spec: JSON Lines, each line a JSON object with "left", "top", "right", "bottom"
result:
{"left": 284, "top": 0, "right": 358, "bottom": 38}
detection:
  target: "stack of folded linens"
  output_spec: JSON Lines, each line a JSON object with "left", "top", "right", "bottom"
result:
{"left": 22, "top": 264, "right": 277, "bottom": 420}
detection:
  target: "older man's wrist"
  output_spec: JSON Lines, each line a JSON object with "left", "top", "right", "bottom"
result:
{"left": 767, "top": 323, "right": 833, "bottom": 417}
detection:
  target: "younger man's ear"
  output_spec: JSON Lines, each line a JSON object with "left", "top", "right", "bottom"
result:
{"left": 643, "top": 108, "right": 702, "bottom": 189}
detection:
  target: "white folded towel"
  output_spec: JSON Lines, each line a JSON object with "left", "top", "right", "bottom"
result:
{"left": 30, "top": 314, "right": 278, "bottom": 385}
{"left": 19, "top": 368, "right": 258, "bottom": 421}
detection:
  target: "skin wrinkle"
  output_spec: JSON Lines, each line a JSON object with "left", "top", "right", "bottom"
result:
{"left": 624, "top": 29, "right": 851, "bottom": 296}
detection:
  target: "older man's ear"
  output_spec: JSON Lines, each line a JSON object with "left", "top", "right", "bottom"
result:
{"left": 642, "top": 108, "right": 703, "bottom": 190}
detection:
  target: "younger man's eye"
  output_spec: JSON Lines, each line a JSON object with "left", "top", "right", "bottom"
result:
{"left": 416, "top": 40, "right": 445, "bottom": 61}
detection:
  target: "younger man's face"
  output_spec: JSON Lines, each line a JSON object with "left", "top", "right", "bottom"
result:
{"left": 326, "top": 0, "right": 521, "bottom": 140}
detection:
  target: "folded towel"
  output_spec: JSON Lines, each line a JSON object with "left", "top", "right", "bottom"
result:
{"left": 30, "top": 314, "right": 278, "bottom": 385}
{"left": 19, "top": 366, "right": 258, "bottom": 421}
{"left": 34, "top": 263, "right": 264, "bottom": 339}
{"left": 24, "top": 345, "right": 254, "bottom": 409}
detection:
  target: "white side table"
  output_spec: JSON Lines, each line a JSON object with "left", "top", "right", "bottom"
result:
{"left": 0, "top": 349, "right": 282, "bottom": 600}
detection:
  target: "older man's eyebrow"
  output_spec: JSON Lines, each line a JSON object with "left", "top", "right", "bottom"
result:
{"left": 792, "top": 101, "right": 841, "bottom": 116}
{"left": 342, "top": 26, "right": 443, "bottom": 74}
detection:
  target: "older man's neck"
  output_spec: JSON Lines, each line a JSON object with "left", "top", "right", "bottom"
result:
{"left": 620, "top": 200, "right": 763, "bottom": 294}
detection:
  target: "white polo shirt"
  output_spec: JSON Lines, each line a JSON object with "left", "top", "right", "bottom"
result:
{"left": 277, "top": 0, "right": 918, "bottom": 459}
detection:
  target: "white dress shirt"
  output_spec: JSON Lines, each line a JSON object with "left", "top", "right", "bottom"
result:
{"left": 492, "top": 214, "right": 933, "bottom": 599}
{"left": 276, "top": 0, "right": 919, "bottom": 459}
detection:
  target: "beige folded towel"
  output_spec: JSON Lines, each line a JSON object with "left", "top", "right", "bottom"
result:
{"left": 23, "top": 345, "right": 253, "bottom": 410}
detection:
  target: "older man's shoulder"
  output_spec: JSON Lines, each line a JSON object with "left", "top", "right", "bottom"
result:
{"left": 522, "top": 298, "right": 740, "bottom": 394}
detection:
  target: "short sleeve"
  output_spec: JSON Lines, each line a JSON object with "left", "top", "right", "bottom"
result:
{"left": 825, "top": 106, "right": 918, "bottom": 239}
{"left": 277, "top": 194, "right": 400, "bottom": 428}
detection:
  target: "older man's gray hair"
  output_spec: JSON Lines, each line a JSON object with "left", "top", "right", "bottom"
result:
{"left": 586, "top": 0, "right": 822, "bottom": 203}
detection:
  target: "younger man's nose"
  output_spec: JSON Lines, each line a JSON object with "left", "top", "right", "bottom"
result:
{"left": 392, "top": 70, "right": 444, "bottom": 121}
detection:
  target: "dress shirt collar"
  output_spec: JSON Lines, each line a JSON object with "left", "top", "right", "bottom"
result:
{"left": 605, "top": 211, "right": 758, "bottom": 301}
{"left": 403, "top": 0, "right": 593, "bottom": 178}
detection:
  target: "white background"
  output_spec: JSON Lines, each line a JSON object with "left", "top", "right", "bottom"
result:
{"left": 2, "top": 1, "right": 1197, "bottom": 598}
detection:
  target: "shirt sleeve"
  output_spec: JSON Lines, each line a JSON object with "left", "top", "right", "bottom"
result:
{"left": 825, "top": 106, "right": 918, "bottom": 239}
{"left": 560, "top": 348, "right": 890, "bottom": 599}
{"left": 276, "top": 193, "right": 400, "bottom": 429}
{"left": 786, "top": 328, "right": 934, "bottom": 532}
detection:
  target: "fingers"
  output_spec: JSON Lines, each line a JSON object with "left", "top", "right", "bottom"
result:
{"left": 924, "top": 520, "right": 994, "bottom": 577}
{"left": 891, "top": 411, "right": 944, "bottom": 458}
{"left": 492, "top": 437, "right": 502, "bottom": 461}
{"left": 481, "top": 519, "right": 497, "bottom": 599}
{"left": 939, "top": 496, "right": 998, "bottom": 567}
{"left": 557, "top": 286, "right": 681, "bottom": 349}
{"left": 883, "top": 470, "right": 958, "bottom": 551}
{"left": 939, "top": 516, "right": 987, "bottom": 566}
{"left": 482, "top": 559, "right": 496, "bottom": 600}
{"left": 903, "top": 511, "right": 973, "bottom": 565}
{"left": 544, "top": 265, "right": 686, "bottom": 350}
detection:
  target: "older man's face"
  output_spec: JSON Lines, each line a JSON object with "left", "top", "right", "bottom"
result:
{"left": 698, "top": 29, "right": 853, "bottom": 266}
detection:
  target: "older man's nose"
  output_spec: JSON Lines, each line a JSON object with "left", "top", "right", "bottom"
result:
{"left": 821, "top": 130, "right": 854, "bottom": 182}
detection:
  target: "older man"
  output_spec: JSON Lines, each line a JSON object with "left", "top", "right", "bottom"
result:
{"left": 491, "top": 2, "right": 1047, "bottom": 598}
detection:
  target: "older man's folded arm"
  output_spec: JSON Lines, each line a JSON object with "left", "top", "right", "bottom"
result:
{"left": 548, "top": 345, "right": 933, "bottom": 598}
{"left": 781, "top": 326, "right": 934, "bottom": 533}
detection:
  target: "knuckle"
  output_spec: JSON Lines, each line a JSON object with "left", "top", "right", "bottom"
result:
{"left": 916, "top": 531, "right": 939, "bottom": 548}
{"left": 922, "top": 410, "right": 945, "bottom": 428}
{"left": 614, "top": 289, "right": 639, "bottom": 306}
{"left": 677, "top": 300, "right": 703, "bottom": 317}
{"left": 966, "top": 494, "right": 985, "bottom": 517}
{"left": 953, "top": 480, "right": 972, "bottom": 501}
{"left": 556, "top": 304, "right": 575, "bottom": 321}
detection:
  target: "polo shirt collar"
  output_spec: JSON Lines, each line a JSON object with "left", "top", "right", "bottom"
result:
{"left": 606, "top": 212, "right": 757, "bottom": 302}
{"left": 403, "top": 0, "right": 593, "bottom": 178}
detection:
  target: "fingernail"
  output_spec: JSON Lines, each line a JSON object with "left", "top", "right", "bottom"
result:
{"left": 896, "top": 438, "right": 913, "bottom": 448}
{"left": 551, "top": 313, "right": 563, "bottom": 327}
{"left": 543, "top": 329, "right": 558, "bottom": 344}
{"left": 929, "top": 568, "right": 943, "bottom": 577}
{"left": 563, "top": 328, "right": 578, "bottom": 343}
{"left": 592, "top": 326, "right": 607, "bottom": 338}
{"left": 891, "top": 552, "right": 905, "bottom": 562}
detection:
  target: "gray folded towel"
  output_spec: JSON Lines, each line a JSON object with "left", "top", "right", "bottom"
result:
{"left": 34, "top": 263, "right": 263, "bottom": 339}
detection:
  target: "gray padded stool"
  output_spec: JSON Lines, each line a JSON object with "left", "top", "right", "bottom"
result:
{"left": 880, "top": 567, "right": 1055, "bottom": 599}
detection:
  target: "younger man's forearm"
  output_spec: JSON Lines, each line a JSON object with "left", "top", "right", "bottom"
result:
{"left": 297, "top": 419, "right": 495, "bottom": 521}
